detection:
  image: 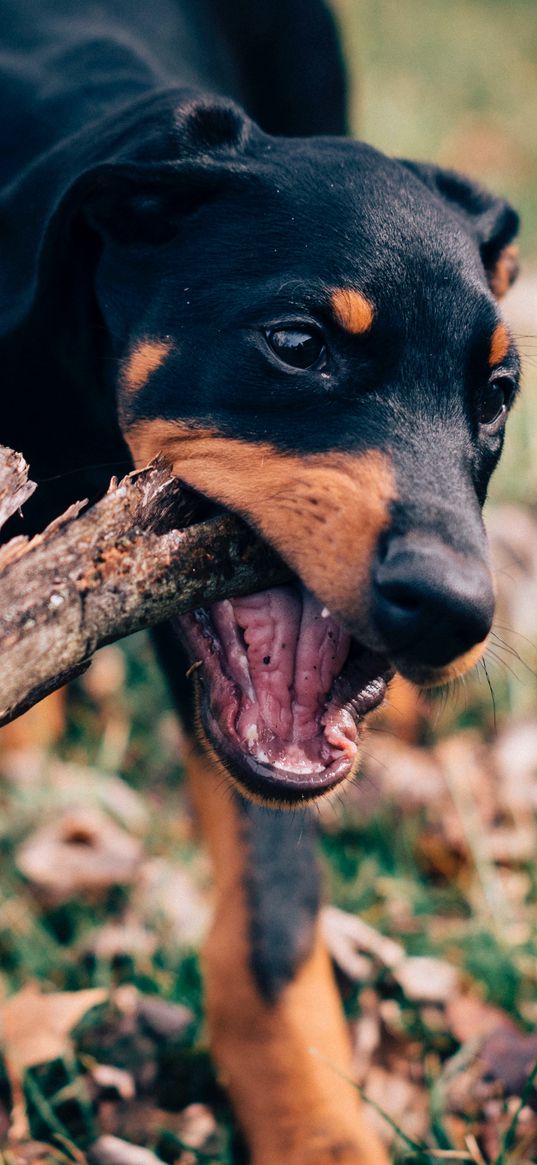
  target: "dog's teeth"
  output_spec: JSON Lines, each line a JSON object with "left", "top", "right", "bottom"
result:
{"left": 321, "top": 607, "right": 330, "bottom": 619}
{"left": 185, "top": 659, "right": 203, "bottom": 678}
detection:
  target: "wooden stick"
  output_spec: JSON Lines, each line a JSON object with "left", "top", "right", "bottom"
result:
{"left": 0, "top": 447, "right": 290, "bottom": 725}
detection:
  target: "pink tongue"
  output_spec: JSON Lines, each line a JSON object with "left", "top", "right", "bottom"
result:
{"left": 212, "top": 586, "right": 350, "bottom": 745}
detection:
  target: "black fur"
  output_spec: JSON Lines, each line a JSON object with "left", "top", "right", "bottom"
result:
{"left": 239, "top": 797, "right": 321, "bottom": 1003}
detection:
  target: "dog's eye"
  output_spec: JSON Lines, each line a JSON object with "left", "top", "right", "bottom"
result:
{"left": 480, "top": 375, "right": 514, "bottom": 432}
{"left": 266, "top": 327, "right": 326, "bottom": 369}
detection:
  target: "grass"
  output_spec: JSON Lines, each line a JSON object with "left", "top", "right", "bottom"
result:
{"left": 334, "top": 0, "right": 537, "bottom": 258}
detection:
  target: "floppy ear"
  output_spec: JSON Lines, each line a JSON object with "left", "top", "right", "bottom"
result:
{"left": 84, "top": 95, "right": 255, "bottom": 245}
{"left": 400, "top": 161, "right": 520, "bottom": 299}
{"left": 0, "top": 91, "right": 255, "bottom": 335}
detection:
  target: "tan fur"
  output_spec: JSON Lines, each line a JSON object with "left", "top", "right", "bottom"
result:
{"left": 488, "top": 244, "right": 519, "bottom": 300}
{"left": 331, "top": 289, "right": 374, "bottom": 334}
{"left": 126, "top": 420, "right": 396, "bottom": 630}
{"left": 187, "top": 742, "right": 389, "bottom": 1165}
{"left": 120, "top": 338, "right": 172, "bottom": 393}
{"left": 488, "top": 322, "right": 510, "bottom": 367}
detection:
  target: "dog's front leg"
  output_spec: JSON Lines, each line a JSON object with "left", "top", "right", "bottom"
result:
{"left": 187, "top": 744, "right": 388, "bottom": 1165}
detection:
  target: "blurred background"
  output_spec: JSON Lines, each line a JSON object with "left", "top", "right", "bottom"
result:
{"left": 1, "top": 2, "right": 537, "bottom": 1162}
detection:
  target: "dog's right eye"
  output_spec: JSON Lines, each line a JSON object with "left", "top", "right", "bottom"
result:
{"left": 266, "top": 327, "right": 326, "bottom": 370}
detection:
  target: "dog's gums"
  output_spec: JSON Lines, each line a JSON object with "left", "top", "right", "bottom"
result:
{"left": 176, "top": 583, "right": 392, "bottom": 803}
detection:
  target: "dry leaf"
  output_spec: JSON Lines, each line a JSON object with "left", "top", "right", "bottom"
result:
{"left": 1, "top": 983, "right": 108, "bottom": 1077}
{"left": 136, "top": 995, "right": 194, "bottom": 1041}
{"left": 1, "top": 982, "right": 107, "bottom": 1140}
{"left": 91, "top": 1064, "right": 136, "bottom": 1101}
{"left": 323, "top": 907, "right": 459, "bottom": 1004}
{"left": 393, "top": 956, "right": 460, "bottom": 1004}
{"left": 479, "top": 1026, "right": 537, "bottom": 1098}
{"left": 446, "top": 993, "right": 518, "bottom": 1044}
{"left": 322, "top": 905, "right": 403, "bottom": 978}
{"left": 16, "top": 806, "right": 142, "bottom": 904}
{"left": 86, "top": 917, "right": 157, "bottom": 961}
{"left": 175, "top": 1103, "right": 219, "bottom": 1150}
{"left": 47, "top": 762, "right": 149, "bottom": 834}
{"left": 89, "top": 1136, "right": 165, "bottom": 1165}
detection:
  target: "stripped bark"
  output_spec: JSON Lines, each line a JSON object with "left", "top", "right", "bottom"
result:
{"left": 0, "top": 446, "right": 290, "bottom": 725}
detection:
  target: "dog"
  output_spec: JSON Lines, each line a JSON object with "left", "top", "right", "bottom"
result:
{"left": 0, "top": 0, "right": 520, "bottom": 1160}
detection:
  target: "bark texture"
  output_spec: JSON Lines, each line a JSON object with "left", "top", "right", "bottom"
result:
{"left": 0, "top": 446, "right": 289, "bottom": 725}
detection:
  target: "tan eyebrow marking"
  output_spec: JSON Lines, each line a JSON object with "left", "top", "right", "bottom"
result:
{"left": 489, "top": 322, "right": 510, "bottom": 367}
{"left": 330, "top": 288, "right": 375, "bottom": 334}
{"left": 120, "top": 338, "right": 172, "bottom": 393}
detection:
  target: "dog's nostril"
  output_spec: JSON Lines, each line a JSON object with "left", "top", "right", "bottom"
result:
{"left": 380, "top": 580, "right": 421, "bottom": 614}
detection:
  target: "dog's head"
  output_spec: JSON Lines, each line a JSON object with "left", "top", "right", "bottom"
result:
{"left": 87, "top": 96, "right": 519, "bottom": 802}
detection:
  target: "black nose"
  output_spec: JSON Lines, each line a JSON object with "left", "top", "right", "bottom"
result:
{"left": 372, "top": 536, "right": 494, "bottom": 669}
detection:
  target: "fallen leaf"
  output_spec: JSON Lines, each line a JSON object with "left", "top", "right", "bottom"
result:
{"left": 0, "top": 982, "right": 107, "bottom": 1141}
{"left": 48, "top": 762, "right": 149, "bottom": 834}
{"left": 446, "top": 993, "right": 518, "bottom": 1044}
{"left": 86, "top": 917, "right": 157, "bottom": 961}
{"left": 479, "top": 1026, "right": 537, "bottom": 1100}
{"left": 16, "top": 806, "right": 142, "bottom": 904}
{"left": 323, "top": 908, "right": 459, "bottom": 1004}
{"left": 175, "top": 1102, "right": 219, "bottom": 1150}
{"left": 393, "top": 956, "right": 460, "bottom": 1005}
{"left": 322, "top": 905, "right": 403, "bottom": 978}
{"left": 89, "top": 1136, "right": 165, "bottom": 1165}
{"left": 91, "top": 1064, "right": 136, "bottom": 1101}
{"left": 136, "top": 995, "right": 194, "bottom": 1042}
{"left": 1, "top": 983, "right": 108, "bottom": 1077}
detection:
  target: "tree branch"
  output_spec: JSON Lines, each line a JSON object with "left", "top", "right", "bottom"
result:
{"left": 0, "top": 446, "right": 290, "bottom": 725}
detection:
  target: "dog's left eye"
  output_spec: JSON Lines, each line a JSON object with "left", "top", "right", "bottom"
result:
{"left": 266, "top": 327, "right": 326, "bottom": 369}
{"left": 480, "top": 375, "right": 515, "bottom": 432}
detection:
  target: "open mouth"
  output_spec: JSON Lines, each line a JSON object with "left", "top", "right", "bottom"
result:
{"left": 175, "top": 583, "right": 392, "bottom": 804}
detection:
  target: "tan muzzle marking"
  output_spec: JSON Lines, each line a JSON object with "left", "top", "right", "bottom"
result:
{"left": 126, "top": 419, "right": 396, "bottom": 623}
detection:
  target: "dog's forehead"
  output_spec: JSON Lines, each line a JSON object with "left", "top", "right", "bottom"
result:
{"left": 167, "top": 138, "right": 489, "bottom": 344}
{"left": 187, "top": 137, "right": 485, "bottom": 306}
{"left": 246, "top": 138, "right": 469, "bottom": 246}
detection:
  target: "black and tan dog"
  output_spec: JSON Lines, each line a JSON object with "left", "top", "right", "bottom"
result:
{"left": 1, "top": 0, "right": 520, "bottom": 1160}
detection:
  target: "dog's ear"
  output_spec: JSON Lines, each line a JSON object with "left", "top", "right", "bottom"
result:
{"left": 85, "top": 95, "right": 254, "bottom": 245}
{"left": 0, "top": 92, "right": 256, "bottom": 336}
{"left": 400, "top": 161, "right": 520, "bottom": 298}
{"left": 172, "top": 93, "right": 253, "bottom": 154}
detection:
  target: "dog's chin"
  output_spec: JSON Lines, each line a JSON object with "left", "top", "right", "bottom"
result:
{"left": 174, "top": 583, "right": 393, "bottom": 805}
{"left": 392, "top": 637, "right": 489, "bottom": 689}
